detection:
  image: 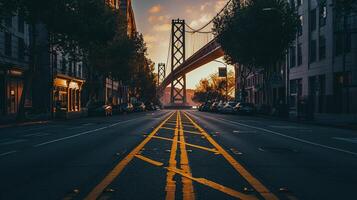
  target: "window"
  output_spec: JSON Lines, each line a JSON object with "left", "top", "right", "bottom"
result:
{"left": 18, "top": 37, "right": 25, "bottom": 60}
{"left": 309, "top": 39, "right": 317, "bottom": 63}
{"left": 53, "top": 53, "right": 58, "bottom": 69}
{"left": 5, "top": 16, "right": 12, "bottom": 27}
{"left": 61, "top": 58, "right": 67, "bottom": 73}
{"left": 18, "top": 15, "right": 25, "bottom": 33}
{"left": 319, "top": 3, "right": 327, "bottom": 27}
{"left": 298, "top": 15, "right": 303, "bottom": 36}
{"left": 5, "top": 33, "right": 12, "bottom": 57}
{"left": 290, "top": 45, "right": 296, "bottom": 68}
{"left": 310, "top": 9, "right": 317, "bottom": 31}
{"left": 298, "top": 43, "right": 302, "bottom": 65}
{"left": 335, "top": 33, "right": 351, "bottom": 56}
{"left": 296, "top": 0, "right": 303, "bottom": 7}
{"left": 319, "top": 35, "right": 326, "bottom": 60}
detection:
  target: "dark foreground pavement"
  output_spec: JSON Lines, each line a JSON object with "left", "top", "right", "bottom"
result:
{"left": 0, "top": 110, "right": 356, "bottom": 200}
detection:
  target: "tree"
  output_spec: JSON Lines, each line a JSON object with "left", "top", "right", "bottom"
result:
{"left": 214, "top": 0, "right": 299, "bottom": 68}
{"left": 193, "top": 71, "right": 235, "bottom": 103}
{"left": 213, "top": 0, "right": 299, "bottom": 104}
{"left": 0, "top": 0, "right": 118, "bottom": 120}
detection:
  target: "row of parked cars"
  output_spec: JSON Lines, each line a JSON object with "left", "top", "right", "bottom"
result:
{"left": 87, "top": 101, "right": 160, "bottom": 117}
{"left": 198, "top": 101, "right": 256, "bottom": 115}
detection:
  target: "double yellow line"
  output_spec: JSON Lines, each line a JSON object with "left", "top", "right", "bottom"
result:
{"left": 165, "top": 111, "right": 195, "bottom": 200}
{"left": 83, "top": 112, "right": 175, "bottom": 200}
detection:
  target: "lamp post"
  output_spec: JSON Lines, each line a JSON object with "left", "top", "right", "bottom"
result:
{"left": 214, "top": 60, "right": 228, "bottom": 102}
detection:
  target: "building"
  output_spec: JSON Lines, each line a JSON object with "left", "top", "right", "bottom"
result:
{"left": 51, "top": 47, "right": 86, "bottom": 118}
{"left": 100, "top": 0, "right": 136, "bottom": 105}
{"left": 288, "top": 0, "right": 357, "bottom": 114}
{"left": 0, "top": 15, "right": 30, "bottom": 119}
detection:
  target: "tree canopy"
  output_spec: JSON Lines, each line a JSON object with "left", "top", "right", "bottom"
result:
{"left": 213, "top": 0, "right": 299, "bottom": 69}
{"left": 193, "top": 70, "right": 235, "bottom": 103}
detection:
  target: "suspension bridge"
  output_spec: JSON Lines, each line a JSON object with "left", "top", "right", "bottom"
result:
{"left": 157, "top": 0, "right": 234, "bottom": 107}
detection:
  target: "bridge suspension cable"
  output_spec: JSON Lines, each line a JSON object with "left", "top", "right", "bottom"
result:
{"left": 184, "top": 0, "right": 233, "bottom": 34}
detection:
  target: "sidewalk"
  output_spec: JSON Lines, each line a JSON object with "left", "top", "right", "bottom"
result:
{"left": 263, "top": 112, "right": 357, "bottom": 130}
{"left": 0, "top": 114, "right": 51, "bottom": 129}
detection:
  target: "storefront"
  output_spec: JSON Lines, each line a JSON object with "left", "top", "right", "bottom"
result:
{"left": 0, "top": 68, "right": 24, "bottom": 118}
{"left": 53, "top": 76, "right": 84, "bottom": 115}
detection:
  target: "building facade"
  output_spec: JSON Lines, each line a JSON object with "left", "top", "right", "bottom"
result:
{"left": 288, "top": 0, "right": 357, "bottom": 114}
{"left": 51, "top": 49, "right": 86, "bottom": 117}
{"left": 0, "top": 15, "right": 30, "bottom": 119}
{"left": 100, "top": 0, "right": 136, "bottom": 105}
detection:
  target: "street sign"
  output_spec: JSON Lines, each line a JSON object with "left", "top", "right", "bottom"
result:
{"left": 218, "top": 67, "right": 227, "bottom": 77}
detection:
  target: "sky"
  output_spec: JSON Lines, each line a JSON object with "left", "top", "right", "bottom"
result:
{"left": 131, "top": 0, "right": 234, "bottom": 89}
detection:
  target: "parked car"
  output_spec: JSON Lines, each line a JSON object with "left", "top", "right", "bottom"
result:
{"left": 221, "top": 101, "right": 238, "bottom": 114}
{"left": 87, "top": 101, "right": 112, "bottom": 117}
{"left": 234, "top": 103, "right": 255, "bottom": 115}
{"left": 217, "top": 101, "right": 226, "bottom": 113}
{"left": 120, "top": 103, "right": 134, "bottom": 113}
{"left": 145, "top": 102, "right": 156, "bottom": 111}
{"left": 210, "top": 102, "right": 219, "bottom": 112}
{"left": 112, "top": 104, "right": 122, "bottom": 115}
{"left": 134, "top": 102, "right": 146, "bottom": 112}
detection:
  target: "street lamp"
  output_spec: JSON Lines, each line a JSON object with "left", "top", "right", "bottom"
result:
{"left": 213, "top": 60, "right": 228, "bottom": 102}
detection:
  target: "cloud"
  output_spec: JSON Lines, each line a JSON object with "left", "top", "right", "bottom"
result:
{"left": 149, "top": 5, "right": 162, "bottom": 14}
{"left": 200, "top": 2, "right": 212, "bottom": 11}
{"left": 189, "top": 14, "right": 213, "bottom": 28}
{"left": 148, "top": 15, "right": 170, "bottom": 24}
{"left": 153, "top": 23, "right": 171, "bottom": 32}
{"left": 144, "top": 34, "right": 158, "bottom": 43}
{"left": 215, "top": 0, "right": 227, "bottom": 12}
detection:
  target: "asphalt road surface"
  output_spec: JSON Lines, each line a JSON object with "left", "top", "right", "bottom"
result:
{"left": 0, "top": 110, "right": 356, "bottom": 200}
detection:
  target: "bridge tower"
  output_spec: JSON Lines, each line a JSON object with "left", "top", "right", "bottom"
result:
{"left": 157, "top": 63, "right": 166, "bottom": 86}
{"left": 170, "top": 19, "right": 187, "bottom": 105}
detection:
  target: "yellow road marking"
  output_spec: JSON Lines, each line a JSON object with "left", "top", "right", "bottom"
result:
{"left": 161, "top": 127, "right": 202, "bottom": 135}
{"left": 135, "top": 154, "right": 164, "bottom": 167}
{"left": 181, "top": 124, "right": 197, "bottom": 128}
{"left": 166, "top": 167, "right": 258, "bottom": 200}
{"left": 160, "top": 127, "right": 176, "bottom": 131}
{"left": 151, "top": 135, "right": 219, "bottom": 154}
{"left": 83, "top": 112, "right": 175, "bottom": 200}
{"left": 178, "top": 111, "right": 195, "bottom": 200}
{"left": 165, "top": 112, "right": 179, "bottom": 200}
{"left": 183, "top": 112, "right": 279, "bottom": 200}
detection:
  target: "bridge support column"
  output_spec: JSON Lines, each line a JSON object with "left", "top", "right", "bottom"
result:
{"left": 170, "top": 19, "right": 187, "bottom": 105}
{"left": 157, "top": 63, "right": 166, "bottom": 86}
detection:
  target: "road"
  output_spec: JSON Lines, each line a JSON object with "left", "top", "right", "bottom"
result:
{"left": 0, "top": 110, "right": 356, "bottom": 200}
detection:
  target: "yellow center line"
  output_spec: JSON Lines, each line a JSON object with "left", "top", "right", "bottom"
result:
{"left": 150, "top": 135, "right": 219, "bottom": 154}
{"left": 135, "top": 154, "right": 164, "bottom": 167}
{"left": 165, "top": 112, "right": 179, "bottom": 200}
{"left": 183, "top": 112, "right": 279, "bottom": 200}
{"left": 178, "top": 111, "right": 195, "bottom": 200}
{"left": 166, "top": 167, "right": 258, "bottom": 200}
{"left": 161, "top": 127, "right": 203, "bottom": 136}
{"left": 83, "top": 112, "right": 175, "bottom": 200}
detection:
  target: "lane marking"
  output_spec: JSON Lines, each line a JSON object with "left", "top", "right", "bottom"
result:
{"left": 34, "top": 118, "right": 141, "bottom": 147}
{"left": 151, "top": 135, "right": 219, "bottom": 154}
{"left": 0, "top": 139, "right": 27, "bottom": 146}
{"left": 166, "top": 167, "right": 257, "bottom": 200}
{"left": 333, "top": 137, "right": 357, "bottom": 144}
{"left": 215, "top": 117, "right": 357, "bottom": 157}
{"left": 178, "top": 111, "right": 195, "bottom": 200}
{"left": 165, "top": 112, "right": 179, "bottom": 200}
{"left": 84, "top": 112, "right": 175, "bottom": 200}
{"left": 184, "top": 112, "right": 279, "bottom": 200}
{"left": 0, "top": 150, "right": 17, "bottom": 157}
{"left": 135, "top": 154, "right": 164, "bottom": 167}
